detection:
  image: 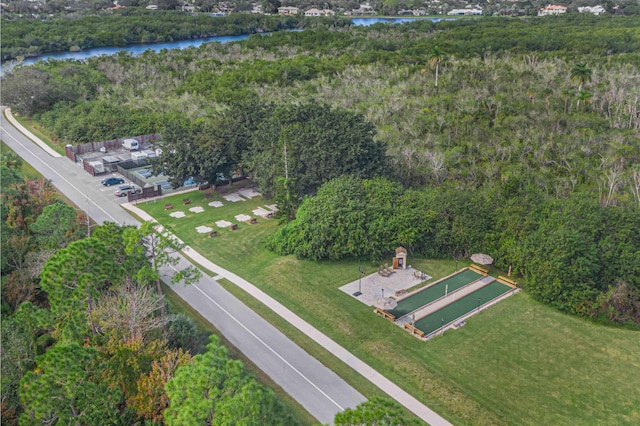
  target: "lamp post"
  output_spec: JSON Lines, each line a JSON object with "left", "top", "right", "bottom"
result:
{"left": 477, "top": 297, "right": 481, "bottom": 312}
{"left": 354, "top": 266, "right": 365, "bottom": 297}
{"left": 441, "top": 318, "right": 444, "bottom": 335}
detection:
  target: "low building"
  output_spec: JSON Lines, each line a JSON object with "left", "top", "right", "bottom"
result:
{"left": 538, "top": 4, "right": 567, "bottom": 15}
{"left": 447, "top": 7, "right": 482, "bottom": 15}
{"left": 349, "top": 2, "right": 377, "bottom": 15}
{"left": 304, "top": 8, "right": 334, "bottom": 16}
{"left": 278, "top": 6, "right": 299, "bottom": 15}
{"left": 578, "top": 5, "right": 605, "bottom": 14}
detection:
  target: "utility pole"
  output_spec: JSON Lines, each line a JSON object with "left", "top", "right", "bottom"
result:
{"left": 86, "top": 197, "right": 91, "bottom": 237}
{"left": 283, "top": 131, "right": 289, "bottom": 180}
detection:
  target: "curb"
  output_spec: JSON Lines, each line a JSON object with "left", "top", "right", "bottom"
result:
{"left": 3, "top": 108, "right": 62, "bottom": 158}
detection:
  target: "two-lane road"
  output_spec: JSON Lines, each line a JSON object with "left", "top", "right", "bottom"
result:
{"left": 1, "top": 111, "right": 366, "bottom": 424}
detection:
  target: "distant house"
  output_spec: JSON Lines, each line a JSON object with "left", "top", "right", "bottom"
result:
{"left": 305, "top": 8, "right": 321, "bottom": 16}
{"left": 447, "top": 7, "right": 482, "bottom": 15}
{"left": 304, "top": 8, "right": 334, "bottom": 16}
{"left": 399, "top": 9, "right": 428, "bottom": 16}
{"left": 349, "top": 2, "right": 377, "bottom": 15}
{"left": 538, "top": 4, "right": 567, "bottom": 15}
{"left": 578, "top": 5, "right": 605, "bottom": 14}
{"left": 278, "top": 6, "right": 299, "bottom": 15}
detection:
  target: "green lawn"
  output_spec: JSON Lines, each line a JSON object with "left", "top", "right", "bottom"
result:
{"left": 139, "top": 188, "right": 640, "bottom": 426}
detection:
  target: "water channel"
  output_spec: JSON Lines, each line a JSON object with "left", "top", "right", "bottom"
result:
{"left": 4, "top": 17, "right": 451, "bottom": 73}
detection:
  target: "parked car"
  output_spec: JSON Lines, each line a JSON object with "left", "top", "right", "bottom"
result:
{"left": 114, "top": 185, "right": 142, "bottom": 197}
{"left": 101, "top": 176, "right": 125, "bottom": 186}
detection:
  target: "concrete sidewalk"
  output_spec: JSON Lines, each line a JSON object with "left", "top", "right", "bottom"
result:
{"left": 4, "top": 108, "right": 62, "bottom": 157}
{"left": 123, "top": 202, "right": 453, "bottom": 426}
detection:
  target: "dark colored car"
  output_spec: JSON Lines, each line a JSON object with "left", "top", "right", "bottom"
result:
{"left": 114, "top": 185, "right": 142, "bottom": 197}
{"left": 101, "top": 177, "right": 125, "bottom": 186}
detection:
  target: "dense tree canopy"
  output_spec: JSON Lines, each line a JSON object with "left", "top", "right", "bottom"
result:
{"left": 164, "top": 336, "right": 293, "bottom": 425}
{"left": 151, "top": 100, "right": 387, "bottom": 201}
{"left": 334, "top": 397, "right": 421, "bottom": 426}
{"left": 245, "top": 101, "right": 387, "bottom": 198}
{"left": 20, "top": 343, "right": 123, "bottom": 425}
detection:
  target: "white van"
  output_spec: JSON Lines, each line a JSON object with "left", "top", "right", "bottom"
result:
{"left": 122, "top": 139, "right": 140, "bottom": 151}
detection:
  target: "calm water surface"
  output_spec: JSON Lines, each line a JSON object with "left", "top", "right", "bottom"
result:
{"left": 3, "top": 17, "right": 450, "bottom": 73}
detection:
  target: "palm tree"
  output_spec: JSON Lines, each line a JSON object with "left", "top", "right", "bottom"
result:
{"left": 576, "top": 90, "right": 593, "bottom": 110}
{"left": 570, "top": 63, "right": 592, "bottom": 92}
{"left": 427, "top": 46, "right": 444, "bottom": 89}
{"left": 526, "top": 88, "right": 535, "bottom": 106}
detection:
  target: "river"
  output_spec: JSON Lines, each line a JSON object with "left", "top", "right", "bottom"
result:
{"left": 2, "top": 17, "right": 450, "bottom": 73}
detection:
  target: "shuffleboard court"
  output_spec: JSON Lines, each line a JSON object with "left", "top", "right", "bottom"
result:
{"left": 387, "top": 269, "right": 482, "bottom": 318}
{"left": 414, "top": 281, "right": 512, "bottom": 335}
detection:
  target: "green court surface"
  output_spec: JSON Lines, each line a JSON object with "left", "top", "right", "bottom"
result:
{"left": 387, "top": 269, "right": 482, "bottom": 318}
{"left": 414, "top": 281, "right": 513, "bottom": 335}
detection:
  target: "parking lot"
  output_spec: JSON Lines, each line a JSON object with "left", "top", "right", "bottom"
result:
{"left": 76, "top": 142, "right": 199, "bottom": 204}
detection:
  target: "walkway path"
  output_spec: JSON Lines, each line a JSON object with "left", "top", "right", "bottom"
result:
{"left": 4, "top": 108, "right": 62, "bottom": 157}
{"left": 124, "top": 202, "right": 453, "bottom": 426}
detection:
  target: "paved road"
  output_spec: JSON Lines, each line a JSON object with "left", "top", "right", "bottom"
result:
{"left": 1, "top": 111, "right": 366, "bottom": 424}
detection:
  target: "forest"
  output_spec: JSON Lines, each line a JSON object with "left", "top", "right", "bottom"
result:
{"left": 3, "top": 15, "right": 639, "bottom": 324}
{"left": 0, "top": 11, "right": 324, "bottom": 61}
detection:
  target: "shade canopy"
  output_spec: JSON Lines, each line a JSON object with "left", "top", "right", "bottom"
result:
{"left": 470, "top": 253, "right": 494, "bottom": 265}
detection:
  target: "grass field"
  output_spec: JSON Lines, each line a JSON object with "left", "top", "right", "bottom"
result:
{"left": 139, "top": 187, "right": 640, "bottom": 426}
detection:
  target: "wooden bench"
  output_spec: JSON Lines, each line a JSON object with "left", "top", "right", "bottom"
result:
{"left": 497, "top": 275, "right": 518, "bottom": 288}
{"left": 183, "top": 199, "right": 191, "bottom": 205}
{"left": 249, "top": 218, "right": 257, "bottom": 224}
{"left": 374, "top": 308, "right": 396, "bottom": 321}
{"left": 469, "top": 264, "right": 489, "bottom": 276}
{"left": 265, "top": 212, "right": 273, "bottom": 219}
{"left": 403, "top": 323, "right": 425, "bottom": 337}
{"left": 164, "top": 204, "right": 173, "bottom": 210}
{"left": 229, "top": 223, "right": 238, "bottom": 231}
{"left": 208, "top": 231, "right": 218, "bottom": 238}
{"left": 395, "top": 289, "right": 406, "bottom": 297}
